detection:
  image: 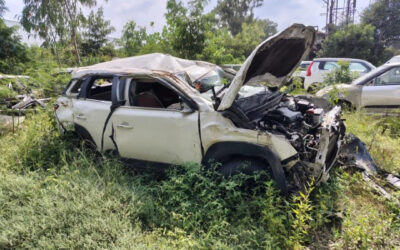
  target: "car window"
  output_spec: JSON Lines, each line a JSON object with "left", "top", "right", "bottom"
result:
{"left": 129, "top": 80, "right": 184, "bottom": 110}
{"left": 318, "top": 61, "right": 338, "bottom": 71}
{"left": 349, "top": 62, "right": 368, "bottom": 73}
{"left": 299, "top": 63, "right": 310, "bottom": 70}
{"left": 374, "top": 67, "right": 400, "bottom": 86}
{"left": 69, "top": 79, "right": 84, "bottom": 94}
{"left": 86, "top": 76, "right": 113, "bottom": 101}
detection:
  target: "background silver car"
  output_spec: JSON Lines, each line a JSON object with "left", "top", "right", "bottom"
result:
{"left": 316, "top": 62, "right": 400, "bottom": 113}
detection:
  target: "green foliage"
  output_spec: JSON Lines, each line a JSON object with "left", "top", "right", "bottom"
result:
{"left": 0, "top": 85, "right": 16, "bottom": 99}
{"left": 320, "top": 61, "right": 357, "bottom": 103}
{"left": 345, "top": 111, "right": 400, "bottom": 173}
{"left": 0, "top": 0, "right": 7, "bottom": 16}
{"left": 0, "top": 110, "right": 399, "bottom": 249}
{"left": 318, "top": 24, "right": 379, "bottom": 64}
{"left": 229, "top": 19, "right": 277, "bottom": 59}
{"left": 215, "top": 0, "right": 264, "bottom": 35}
{"left": 22, "top": 47, "right": 71, "bottom": 97}
{"left": 362, "top": 0, "right": 400, "bottom": 48}
{"left": 22, "top": 0, "right": 98, "bottom": 65}
{"left": 196, "top": 27, "right": 239, "bottom": 64}
{"left": 360, "top": 0, "right": 400, "bottom": 64}
{"left": 0, "top": 19, "right": 28, "bottom": 74}
{"left": 119, "top": 21, "right": 148, "bottom": 56}
{"left": 81, "top": 7, "right": 115, "bottom": 57}
{"left": 164, "top": 0, "right": 211, "bottom": 59}
{"left": 323, "top": 61, "right": 358, "bottom": 85}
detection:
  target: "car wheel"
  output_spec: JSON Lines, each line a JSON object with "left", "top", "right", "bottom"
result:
{"left": 219, "top": 156, "right": 271, "bottom": 177}
{"left": 76, "top": 131, "right": 97, "bottom": 151}
{"left": 337, "top": 100, "right": 354, "bottom": 111}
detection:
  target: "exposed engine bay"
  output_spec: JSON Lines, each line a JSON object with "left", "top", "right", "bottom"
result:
{"left": 222, "top": 88, "right": 345, "bottom": 189}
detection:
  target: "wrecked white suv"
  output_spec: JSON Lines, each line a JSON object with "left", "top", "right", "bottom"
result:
{"left": 55, "top": 24, "right": 345, "bottom": 193}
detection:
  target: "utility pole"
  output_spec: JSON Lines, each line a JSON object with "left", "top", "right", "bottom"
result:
{"left": 322, "top": 0, "right": 357, "bottom": 33}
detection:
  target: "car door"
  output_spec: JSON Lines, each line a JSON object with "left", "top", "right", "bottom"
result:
{"left": 72, "top": 75, "right": 115, "bottom": 150}
{"left": 361, "top": 66, "right": 400, "bottom": 111}
{"left": 110, "top": 77, "right": 203, "bottom": 165}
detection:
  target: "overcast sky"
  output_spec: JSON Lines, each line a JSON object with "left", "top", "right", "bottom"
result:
{"left": 4, "top": 0, "right": 372, "bottom": 38}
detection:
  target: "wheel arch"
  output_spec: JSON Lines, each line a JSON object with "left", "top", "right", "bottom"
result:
{"left": 202, "top": 141, "right": 288, "bottom": 194}
{"left": 74, "top": 123, "right": 98, "bottom": 149}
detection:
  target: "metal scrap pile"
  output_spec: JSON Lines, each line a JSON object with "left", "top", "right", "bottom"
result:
{"left": 0, "top": 74, "right": 49, "bottom": 112}
{"left": 339, "top": 133, "right": 400, "bottom": 199}
{"left": 0, "top": 74, "right": 49, "bottom": 132}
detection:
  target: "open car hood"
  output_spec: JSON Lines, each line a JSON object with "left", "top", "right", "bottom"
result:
{"left": 218, "top": 24, "right": 316, "bottom": 111}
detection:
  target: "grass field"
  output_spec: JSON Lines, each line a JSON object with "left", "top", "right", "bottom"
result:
{"left": 0, "top": 110, "right": 399, "bottom": 249}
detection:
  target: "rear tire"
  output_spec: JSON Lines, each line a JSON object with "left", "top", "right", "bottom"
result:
{"left": 76, "top": 130, "right": 97, "bottom": 152}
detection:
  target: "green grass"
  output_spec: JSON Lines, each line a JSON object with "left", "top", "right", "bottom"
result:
{"left": 0, "top": 110, "right": 399, "bottom": 249}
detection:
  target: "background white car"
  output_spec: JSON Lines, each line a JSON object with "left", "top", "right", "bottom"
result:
{"left": 304, "top": 58, "right": 375, "bottom": 91}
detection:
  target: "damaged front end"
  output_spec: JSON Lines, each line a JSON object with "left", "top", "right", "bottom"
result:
{"left": 223, "top": 91, "right": 345, "bottom": 191}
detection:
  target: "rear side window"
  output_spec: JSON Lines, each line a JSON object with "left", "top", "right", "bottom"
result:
{"left": 299, "top": 63, "right": 310, "bottom": 70}
{"left": 70, "top": 80, "right": 84, "bottom": 94}
{"left": 349, "top": 62, "right": 368, "bottom": 73}
{"left": 318, "top": 61, "right": 338, "bottom": 70}
{"left": 86, "top": 77, "right": 113, "bottom": 101}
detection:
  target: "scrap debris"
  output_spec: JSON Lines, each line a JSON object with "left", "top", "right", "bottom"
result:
{"left": 339, "top": 133, "right": 400, "bottom": 199}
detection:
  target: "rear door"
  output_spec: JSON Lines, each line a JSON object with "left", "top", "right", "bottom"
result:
{"left": 111, "top": 77, "right": 203, "bottom": 165}
{"left": 72, "top": 75, "right": 115, "bottom": 150}
{"left": 361, "top": 66, "right": 400, "bottom": 112}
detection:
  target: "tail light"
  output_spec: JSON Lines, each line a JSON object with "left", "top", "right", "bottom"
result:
{"left": 53, "top": 103, "right": 59, "bottom": 111}
{"left": 306, "top": 61, "right": 314, "bottom": 76}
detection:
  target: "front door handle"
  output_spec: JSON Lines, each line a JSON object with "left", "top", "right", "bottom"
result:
{"left": 76, "top": 114, "right": 86, "bottom": 120}
{"left": 117, "top": 123, "right": 133, "bottom": 129}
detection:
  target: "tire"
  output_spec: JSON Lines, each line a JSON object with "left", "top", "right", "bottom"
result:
{"left": 337, "top": 100, "right": 354, "bottom": 111}
{"left": 219, "top": 156, "right": 270, "bottom": 177}
{"left": 76, "top": 130, "right": 97, "bottom": 152}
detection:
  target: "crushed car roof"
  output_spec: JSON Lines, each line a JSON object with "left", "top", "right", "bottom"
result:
{"left": 72, "top": 53, "right": 222, "bottom": 84}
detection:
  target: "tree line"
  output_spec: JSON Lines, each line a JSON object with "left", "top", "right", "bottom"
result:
{"left": 0, "top": 0, "right": 399, "bottom": 76}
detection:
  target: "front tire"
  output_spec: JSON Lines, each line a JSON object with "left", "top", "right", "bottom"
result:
{"left": 219, "top": 156, "right": 270, "bottom": 177}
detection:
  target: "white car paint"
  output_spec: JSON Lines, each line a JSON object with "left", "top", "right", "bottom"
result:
{"left": 218, "top": 24, "right": 316, "bottom": 111}
{"left": 304, "top": 58, "right": 375, "bottom": 90}
{"left": 54, "top": 24, "right": 344, "bottom": 184}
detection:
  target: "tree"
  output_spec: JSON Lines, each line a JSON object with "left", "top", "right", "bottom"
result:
{"left": 0, "top": 0, "right": 7, "bottom": 17}
{"left": 81, "top": 7, "right": 115, "bottom": 56}
{"left": 0, "top": 19, "right": 28, "bottom": 74}
{"left": 214, "top": 0, "right": 263, "bottom": 35}
{"left": 318, "top": 24, "right": 386, "bottom": 65}
{"left": 228, "top": 18, "right": 277, "bottom": 59}
{"left": 361, "top": 0, "right": 400, "bottom": 47}
{"left": 119, "top": 21, "right": 147, "bottom": 56}
{"left": 164, "top": 0, "right": 211, "bottom": 59}
{"left": 22, "top": 0, "right": 97, "bottom": 66}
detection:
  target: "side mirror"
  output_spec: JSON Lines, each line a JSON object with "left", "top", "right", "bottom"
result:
{"left": 194, "top": 81, "right": 214, "bottom": 93}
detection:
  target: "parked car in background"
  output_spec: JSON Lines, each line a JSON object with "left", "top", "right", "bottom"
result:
{"left": 304, "top": 58, "right": 375, "bottom": 91}
{"left": 54, "top": 24, "right": 345, "bottom": 193}
{"left": 316, "top": 62, "right": 400, "bottom": 113}
{"left": 386, "top": 55, "right": 400, "bottom": 64}
{"left": 290, "top": 60, "right": 312, "bottom": 86}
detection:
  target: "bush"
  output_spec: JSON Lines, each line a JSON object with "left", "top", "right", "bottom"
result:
{"left": 1, "top": 110, "right": 399, "bottom": 248}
